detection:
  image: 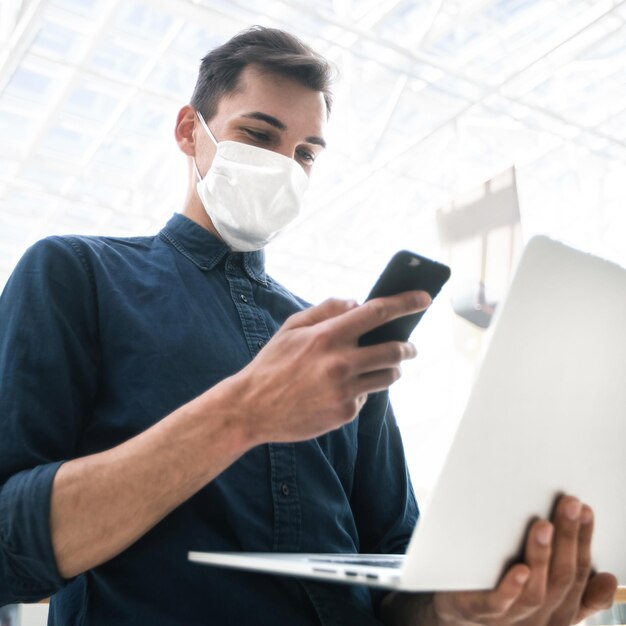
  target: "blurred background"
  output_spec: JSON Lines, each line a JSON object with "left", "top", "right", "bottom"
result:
{"left": 1, "top": 0, "right": 625, "bottom": 506}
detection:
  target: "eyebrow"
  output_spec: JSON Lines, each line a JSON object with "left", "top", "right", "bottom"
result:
{"left": 241, "top": 111, "right": 327, "bottom": 149}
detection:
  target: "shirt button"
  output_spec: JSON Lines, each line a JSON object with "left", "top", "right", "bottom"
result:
{"left": 257, "top": 340, "right": 266, "bottom": 349}
{"left": 281, "top": 483, "right": 290, "bottom": 497}
{"left": 240, "top": 294, "right": 248, "bottom": 303}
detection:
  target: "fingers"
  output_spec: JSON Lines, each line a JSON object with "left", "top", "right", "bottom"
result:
{"left": 282, "top": 295, "right": 425, "bottom": 399}
{"left": 434, "top": 565, "right": 529, "bottom": 623}
{"left": 327, "top": 291, "right": 431, "bottom": 340}
{"left": 282, "top": 292, "right": 430, "bottom": 355}
{"left": 351, "top": 368, "right": 402, "bottom": 396}
{"left": 282, "top": 298, "right": 358, "bottom": 330}
{"left": 479, "top": 565, "right": 531, "bottom": 616}
{"left": 431, "top": 498, "right": 617, "bottom": 626}
{"left": 507, "top": 497, "right": 592, "bottom": 625}
{"left": 576, "top": 572, "right": 618, "bottom": 622}
{"left": 258, "top": 293, "right": 429, "bottom": 439}
{"left": 513, "top": 520, "right": 553, "bottom": 617}
{"left": 547, "top": 496, "right": 583, "bottom": 605}
{"left": 351, "top": 341, "right": 417, "bottom": 373}
{"left": 538, "top": 497, "right": 615, "bottom": 626}
{"left": 333, "top": 342, "right": 416, "bottom": 396}
{"left": 549, "top": 504, "right": 593, "bottom": 625}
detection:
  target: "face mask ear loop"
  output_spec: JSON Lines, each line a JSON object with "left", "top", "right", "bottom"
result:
{"left": 193, "top": 110, "right": 219, "bottom": 181}
{"left": 196, "top": 110, "right": 218, "bottom": 146}
{"left": 192, "top": 159, "right": 202, "bottom": 182}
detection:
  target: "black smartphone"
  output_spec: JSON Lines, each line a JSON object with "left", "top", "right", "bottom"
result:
{"left": 358, "top": 250, "right": 451, "bottom": 347}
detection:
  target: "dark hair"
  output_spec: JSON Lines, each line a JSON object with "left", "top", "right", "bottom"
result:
{"left": 190, "top": 26, "right": 334, "bottom": 120}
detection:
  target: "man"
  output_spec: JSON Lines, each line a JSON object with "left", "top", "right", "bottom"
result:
{"left": 0, "top": 26, "right": 616, "bottom": 626}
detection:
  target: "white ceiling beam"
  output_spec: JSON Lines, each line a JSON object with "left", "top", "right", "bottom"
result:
{"left": 222, "top": 0, "right": 626, "bottom": 151}
{"left": 0, "top": 0, "right": 46, "bottom": 91}
{"left": 21, "top": 48, "right": 184, "bottom": 105}
{"left": 497, "top": 0, "right": 625, "bottom": 94}
{"left": 3, "top": 0, "right": 625, "bottom": 229}
{"left": 296, "top": 0, "right": 626, "bottom": 218}
{"left": 157, "top": 0, "right": 626, "bottom": 164}
{"left": 136, "top": 0, "right": 620, "bottom": 153}
{"left": 369, "top": 73, "right": 409, "bottom": 153}
{"left": 0, "top": 0, "right": 25, "bottom": 45}
{"left": 414, "top": 0, "right": 448, "bottom": 49}
{"left": 12, "top": 0, "right": 124, "bottom": 179}
{"left": 62, "top": 16, "right": 186, "bottom": 200}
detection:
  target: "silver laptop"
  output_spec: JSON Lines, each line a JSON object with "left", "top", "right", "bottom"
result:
{"left": 189, "top": 236, "right": 626, "bottom": 591}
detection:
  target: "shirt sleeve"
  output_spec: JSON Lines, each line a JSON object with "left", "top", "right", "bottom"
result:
{"left": 351, "top": 391, "right": 419, "bottom": 555}
{"left": 0, "top": 237, "right": 98, "bottom": 605}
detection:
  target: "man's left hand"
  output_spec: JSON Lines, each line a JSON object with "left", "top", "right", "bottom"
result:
{"left": 381, "top": 495, "right": 617, "bottom": 625}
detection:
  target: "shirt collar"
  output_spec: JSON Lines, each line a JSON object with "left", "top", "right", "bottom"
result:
{"left": 159, "top": 213, "right": 267, "bottom": 285}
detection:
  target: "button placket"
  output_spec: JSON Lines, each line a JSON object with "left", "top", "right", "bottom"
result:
{"left": 269, "top": 443, "right": 301, "bottom": 552}
{"left": 225, "top": 254, "right": 270, "bottom": 358}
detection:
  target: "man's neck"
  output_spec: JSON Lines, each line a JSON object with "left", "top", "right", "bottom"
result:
{"left": 180, "top": 195, "right": 223, "bottom": 242}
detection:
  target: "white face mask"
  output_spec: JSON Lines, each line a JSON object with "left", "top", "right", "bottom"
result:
{"left": 193, "top": 111, "right": 309, "bottom": 252}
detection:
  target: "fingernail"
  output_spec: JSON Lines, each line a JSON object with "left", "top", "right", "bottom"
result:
{"left": 515, "top": 570, "right": 530, "bottom": 585}
{"left": 416, "top": 292, "right": 432, "bottom": 308}
{"left": 405, "top": 343, "right": 418, "bottom": 358}
{"left": 566, "top": 500, "right": 582, "bottom": 521}
{"left": 537, "top": 525, "right": 553, "bottom": 546}
{"left": 581, "top": 507, "right": 593, "bottom": 525}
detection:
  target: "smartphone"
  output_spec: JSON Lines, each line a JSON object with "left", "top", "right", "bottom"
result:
{"left": 358, "top": 250, "right": 451, "bottom": 346}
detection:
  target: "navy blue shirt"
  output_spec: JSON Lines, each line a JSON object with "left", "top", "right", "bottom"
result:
{"left": 0, "top": 213, "right": 418, "bottom": 625}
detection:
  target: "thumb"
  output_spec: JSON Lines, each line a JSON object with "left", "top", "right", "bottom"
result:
{"left": 282, "top": 298, "right": 359, "bottom": 330}
{"left": 577, "top": 573, "right": 618, "bottom": 621}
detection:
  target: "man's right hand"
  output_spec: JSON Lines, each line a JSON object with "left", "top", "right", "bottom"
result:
{"left": 50, "top": 291, "right": 429, "bottom": 578}
{"left": 232, "top": 292, "right": 431, "bottom": 444}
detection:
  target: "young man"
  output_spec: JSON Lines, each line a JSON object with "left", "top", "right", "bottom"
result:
{"left": 0, "top": 26, "right": 616, "bottom": 626}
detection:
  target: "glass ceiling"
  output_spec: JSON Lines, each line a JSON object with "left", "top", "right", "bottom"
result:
{"left": 1, "top": 0, "right": 625, "bottom": 498}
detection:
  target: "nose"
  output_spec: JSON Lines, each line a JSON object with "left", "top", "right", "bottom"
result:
{"left": 274, "top": 143, "right": 297, "bottom": 161}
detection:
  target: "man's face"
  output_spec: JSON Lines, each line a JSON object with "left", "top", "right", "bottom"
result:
{"left": 194, "top": 64, "right": 328, "bottom": 178}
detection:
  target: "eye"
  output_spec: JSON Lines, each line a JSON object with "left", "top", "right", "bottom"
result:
{"left": 244, "top": 128, "right": 270, "bottom": 142}
{"left": 297, "top": 148, "right": 316, "bottom": 164}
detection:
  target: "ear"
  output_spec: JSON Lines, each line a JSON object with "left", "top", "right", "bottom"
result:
{"left": 175, "top": 105, "right": 197, "bottom": 156}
